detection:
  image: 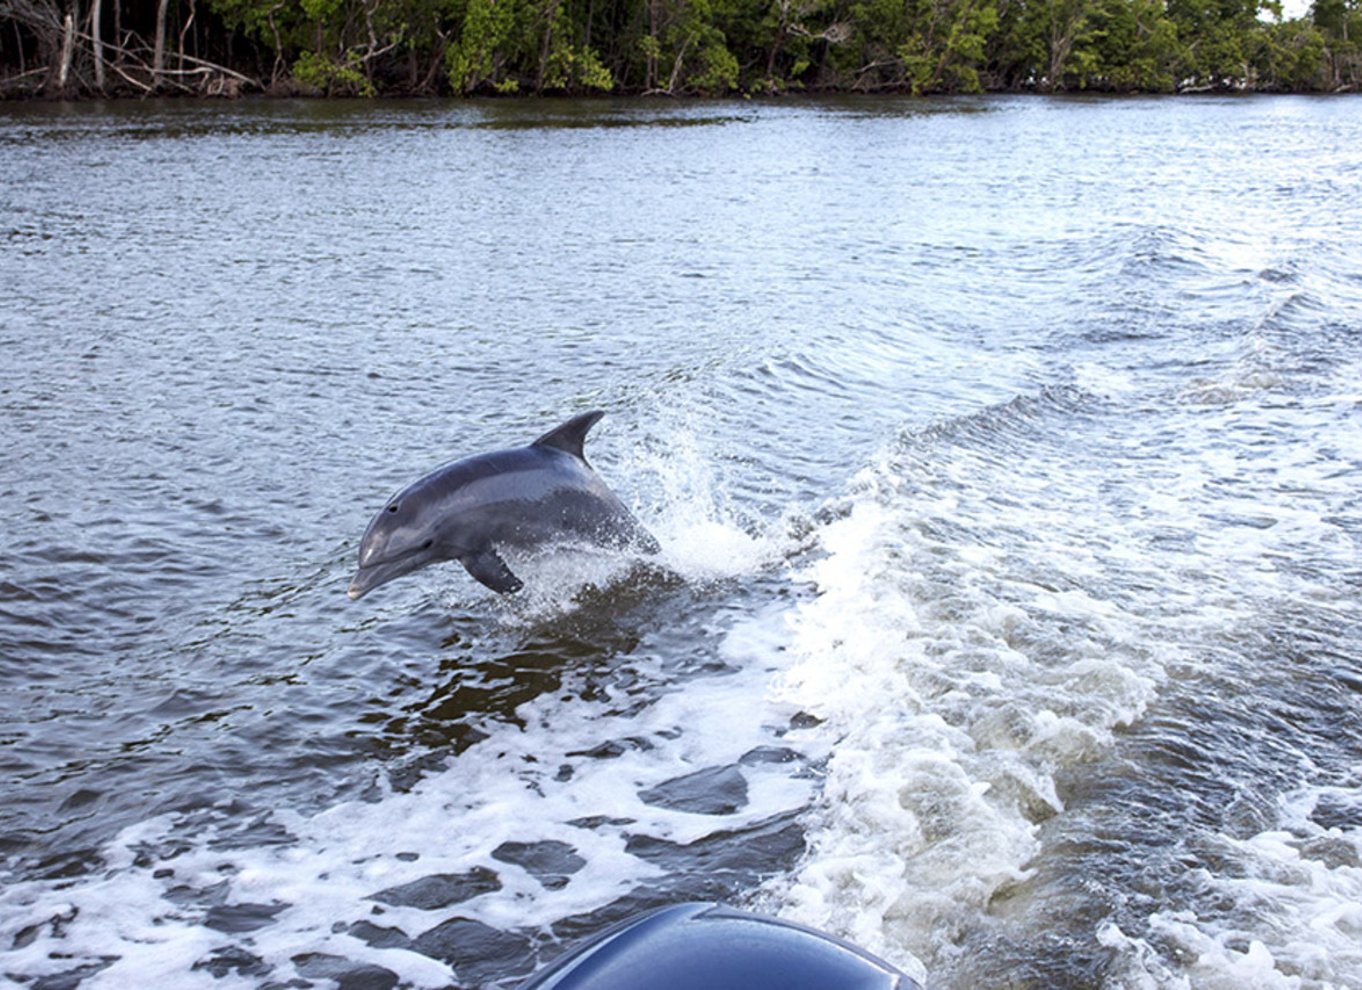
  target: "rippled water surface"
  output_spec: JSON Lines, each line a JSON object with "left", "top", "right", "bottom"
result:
{"left": 2, "top": 95, "right": 1360, "bottom": 989}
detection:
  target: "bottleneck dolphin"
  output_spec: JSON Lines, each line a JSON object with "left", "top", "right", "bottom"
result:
{"left": 348, "top": 410, "right": 659, "bottom": 599}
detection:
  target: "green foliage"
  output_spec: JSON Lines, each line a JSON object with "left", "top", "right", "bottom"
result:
{"left": 446, "top": 0, "right": 519, "bottom": 92}
{"left": 1091, "top": 0, "right": 1181, "bottom": 91}
{"left": 1250, "top": 19, "right": 1328, "bottom": 88}
{"left": 1165, "top": 0, "right": 1260, "bottom": 84}
{"left": 538, "top": 4, "right": 616, "bottom": 90}
{"left": 627, "top": 0, "right": 745, "bottom": 93}
{"left": 300, "top": 0, "right": 344, "bottom": 22}
{"left": 692, "top": 36, "right": 740, "bottom": 90}
{"left": 211, "top": 0, "right": 289, "bottom": 41}
{"left": 943, "top": 1, "right": 1000, "bottom": 91}
{"left": 294, "top": 48, "right": 378, "bottom": 94}
{"left": 443, "top": 0, "right": 616, "bottom": 93}
{"left": 13, "top": 0, "right": 1356, "bottom": 96}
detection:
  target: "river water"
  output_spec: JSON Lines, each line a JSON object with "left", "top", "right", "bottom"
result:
{"left": 1, "top": 94, "right": 1359, "bottom": 990}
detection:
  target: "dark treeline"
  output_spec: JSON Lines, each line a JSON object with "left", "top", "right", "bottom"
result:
{"left": 1, "top": 0, "right": 1358, "bottom": 98}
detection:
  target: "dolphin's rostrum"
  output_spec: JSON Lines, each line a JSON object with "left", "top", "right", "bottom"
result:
{"left": 348, "top": 410, "right": 659, "bottom": 599}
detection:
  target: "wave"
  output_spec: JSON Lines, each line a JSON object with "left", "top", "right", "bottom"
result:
{"left": 751, "top": 301, "right": 1362, "bottom": 986}
{"left": 755, "top": 411, "right": 1164, "bottom": 984}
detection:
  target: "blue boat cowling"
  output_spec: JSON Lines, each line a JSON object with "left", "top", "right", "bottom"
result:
{"left": 518, "top": 902, "right": 923, "bottom": 990}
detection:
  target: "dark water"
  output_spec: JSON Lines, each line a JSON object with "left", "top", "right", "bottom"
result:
{"left": 1, "top": 95, "right": 1360, "bottom": 989}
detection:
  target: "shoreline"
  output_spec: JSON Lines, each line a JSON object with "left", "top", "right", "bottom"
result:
{"left": 3, "top": 82, "right": 1358, "bottom": 104}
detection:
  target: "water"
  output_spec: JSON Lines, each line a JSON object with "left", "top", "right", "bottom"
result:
{"left": 1, "top": 94, "right": 1359, "bottom": 990}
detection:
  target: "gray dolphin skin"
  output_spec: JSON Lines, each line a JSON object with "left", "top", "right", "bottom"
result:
{"left": 348, "top": 410, "right": 659, "bottom": 599}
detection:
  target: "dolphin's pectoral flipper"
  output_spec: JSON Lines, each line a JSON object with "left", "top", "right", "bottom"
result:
{"left": 461, "top": 546, "right": 524, "bottom": 594}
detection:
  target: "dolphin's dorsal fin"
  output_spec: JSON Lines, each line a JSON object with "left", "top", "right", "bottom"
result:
{"left": 532, "top": 410, "right": 605, "bottom": 460}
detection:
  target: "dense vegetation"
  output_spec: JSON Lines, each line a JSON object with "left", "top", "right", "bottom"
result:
{"left": 1, "top": 0, "right": 1358, "bottom": 98}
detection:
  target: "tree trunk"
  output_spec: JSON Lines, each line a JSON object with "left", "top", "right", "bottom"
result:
{"left": 57, "top": 7, "right": 75, "bottom": 91}
{"left": 766, "top": 0, "right": 789, "bottom": 79}
{"left": 646, "top": 0, "right": 658, "bottom": 89}
{"left": 16, "top": 19, "right": 28, "bottom": 75}
{"left": 1047, "top": 31, "right": 1072, "bottom": 90}
{"left": 154, "top": 0, "right": 170, "bottom": 86}
{"left": 178, "top": 0, "right": 195, "bottom": 75}
{"left": 537, "top": 1, "right": 553, "bottom": 92}
{"left": 90, "top": 0, "right": 104, "bottom": 90}
{"left": 665, "top": 32, "right": 690, "bottom": 92}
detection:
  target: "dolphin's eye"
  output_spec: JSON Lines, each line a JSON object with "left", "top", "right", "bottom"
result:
{"left": 422, "top": 539, "right": 434, "bottom": 549}
{"left": 387, "top": 504, "right": 399, "bottom": 513}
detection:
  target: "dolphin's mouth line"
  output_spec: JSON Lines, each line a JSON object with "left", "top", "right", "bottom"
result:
{"left": 348, "top": 541, "right": 452, "bottom": 600}
{"left": 347, "top": 556, "right": 411, "bottom": 600}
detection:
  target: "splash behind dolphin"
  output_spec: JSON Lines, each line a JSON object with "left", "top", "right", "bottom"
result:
{"left": 348, "top": 410, "right": 658, "bottom": 599}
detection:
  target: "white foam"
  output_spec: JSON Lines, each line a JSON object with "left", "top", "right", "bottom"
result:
{"left": 751, "top": 337, "right": 1362, "bottom": 987}
{"left": 1138, "top": 777, "right": 1362, "bottom": 990}
{"left": 756, "top": 457, "right": 1163, "bottom": 982}
{"left": 526, "top": 417, "right": 796, "bottom": 612}
{"left": 1073, "top": 361, "right": 1140, "bottom": 399}
{"left": 629, "top": 418, "right": 795, "bottom": 584}
{"left": 0, "top": 599, "right": 818, "bottom": 989}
